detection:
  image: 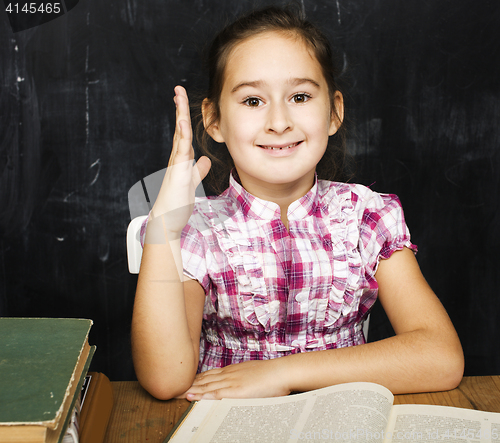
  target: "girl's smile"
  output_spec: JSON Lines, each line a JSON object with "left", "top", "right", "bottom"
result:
{"left": 259, "top": 141, "right": 302, "bottom": 155}
{"left": 204, "top": 31, "right": 343, "bottom": 204}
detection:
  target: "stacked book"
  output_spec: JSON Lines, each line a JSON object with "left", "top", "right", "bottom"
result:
{"left": 0, "top": 318, "right": 95, "bottom": 443}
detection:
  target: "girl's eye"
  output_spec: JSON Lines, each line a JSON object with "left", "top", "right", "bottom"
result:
{"left": 243, "top": 97, "right": 263, "bottom": 107}
{"left": 292, "top": 93, "right": 311, "bottom": 104}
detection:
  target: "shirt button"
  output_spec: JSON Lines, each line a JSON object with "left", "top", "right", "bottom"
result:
{"left": 295, "top": 292, "right": 307, "bottom": 303}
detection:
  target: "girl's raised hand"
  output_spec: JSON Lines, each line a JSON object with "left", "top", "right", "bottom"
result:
{"left": 148, "top": 86, "right": 211, "bottom": 238}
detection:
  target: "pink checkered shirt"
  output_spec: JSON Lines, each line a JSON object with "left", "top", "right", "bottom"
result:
{"left": 176, "top": 173, "right": 417, "bottom": 372}
{"left": 142, "top": 173, "right": 416, "bottom": 372}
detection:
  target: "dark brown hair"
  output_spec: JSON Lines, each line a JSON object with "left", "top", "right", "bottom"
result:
{"left": 194, "top": 4, "right": 349, "bottom": 195}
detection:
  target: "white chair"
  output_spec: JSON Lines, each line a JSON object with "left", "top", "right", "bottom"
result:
{"left": 363, "top": 316, "right": 370, "bottom": 342}
{"left": 126, "top": 215, "right": 148, "bottom": 274}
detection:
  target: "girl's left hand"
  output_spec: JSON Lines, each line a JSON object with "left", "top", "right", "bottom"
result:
{"left": 181, "top": 359, "right": 291, "bottom": 400}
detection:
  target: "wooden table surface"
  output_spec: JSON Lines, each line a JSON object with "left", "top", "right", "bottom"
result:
{"left": 103, "top": 376, "right": 500, "bottom": 442}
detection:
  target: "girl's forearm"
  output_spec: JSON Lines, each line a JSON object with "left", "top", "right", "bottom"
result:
{"left": 131, "top": 217, "right": 198, "bottom": 399}
{"left": 280, "top": 249, "right": 464, "bottom": 396}
{"left": 184, "top": 322, "right": 463, "bottom": 401}
{"left": 281, "top": 326, "right": 464, "bottom": 395}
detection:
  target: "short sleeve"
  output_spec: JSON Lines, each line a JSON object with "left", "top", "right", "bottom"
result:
{"left": 358, "top": 191, "right": 417, "bottom": 274}
{"left": 139, "top": 214, "right": 149, "bottom": 248}
{"left": 180, "top": 217, "right": 210, "bottom": 291}
{"left": 138, "top": 211, "right": 210, "bottom": 291}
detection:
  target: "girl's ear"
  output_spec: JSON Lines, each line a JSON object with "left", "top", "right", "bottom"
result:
{"left": 202, "top": 98, "right": 225, "bottom": 143}
{"left": 328, "top": 91, "right": 344, "bottom": 136}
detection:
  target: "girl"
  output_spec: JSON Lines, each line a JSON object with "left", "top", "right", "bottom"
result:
{"left": 131, "top": 5, "right": 463, "bottom": 401}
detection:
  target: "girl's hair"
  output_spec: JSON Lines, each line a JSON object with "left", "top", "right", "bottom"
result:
{"left": 194, "top": 4, "right": 350, "bottom": 195}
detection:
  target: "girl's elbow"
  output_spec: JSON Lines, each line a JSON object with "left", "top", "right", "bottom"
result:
{"left": 138, "top": 370, "right": 196, "bottom": 400}
{"left": 444, "top": 348, "right": 465, "bottom": 390}
{"left": 143, "top": 382, "right": 190, "bottom": 401}
{"left": 133, "top": 355, "right": 198, "bottom": 400}
{"left": 434, "top": 340, "right": 465, "bottom": 392}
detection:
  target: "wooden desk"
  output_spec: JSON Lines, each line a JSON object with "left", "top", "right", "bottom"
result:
{"left": 104, "top": 376, "right": 500, "bottom": 442}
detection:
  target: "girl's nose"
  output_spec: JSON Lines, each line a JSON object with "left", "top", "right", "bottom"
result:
{"left": 265, "top": 101, "right": 292, "bottom": 134}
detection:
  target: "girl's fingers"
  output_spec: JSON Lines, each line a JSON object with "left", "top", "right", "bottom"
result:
{"left": 170, "top": 87, "right": 194, "bottom": 166}
{"left": 186, "top": 390, "right": 220, "bottom": 401}
{"left": 170, "top": 119, "right": 192, "bottom": 167}
{"left": 193, "top": 156, "right": 211, "bottom": 186}
{"left": 174, "top": 87, "right": 192, "bottom": 138}
{"left": 151, "top": 86, "right": 210, "bottom": 226}
{"left": 185, "top": 379, "right": 227, "bottom": 401}
{"left": 177, "top": 119, "right": 193, "bottom": 155}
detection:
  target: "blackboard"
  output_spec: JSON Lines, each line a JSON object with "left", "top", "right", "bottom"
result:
{"left": 1, "top": 0, "right": 499, "bottom": 381}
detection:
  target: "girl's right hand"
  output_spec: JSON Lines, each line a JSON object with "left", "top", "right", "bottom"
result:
{"left": 148, "top": 86, "right": 211, "bottom": 239}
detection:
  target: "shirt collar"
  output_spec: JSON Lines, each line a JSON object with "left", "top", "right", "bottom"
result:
{"left": 227, "top": 170, "right": 319, "bottom": 221}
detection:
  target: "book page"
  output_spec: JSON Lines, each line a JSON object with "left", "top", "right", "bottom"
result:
{"left": 385, "top": 404, "right": 500, "bottom": 443}
{"left": 167, "top": 400, "right": 217, "bottom": 442}
{"left": 298, "top": 382, "right": 394, "bottom": 443}
{"left": 192, "top": 394, "right": 309, "bottom": 443}
{"left": 191, "top": 382, "right": 393, "bottom": 443}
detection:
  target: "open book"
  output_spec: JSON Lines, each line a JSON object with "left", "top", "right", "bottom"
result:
{"left": 165, "top": 382, "right": 500, "bottom": 443}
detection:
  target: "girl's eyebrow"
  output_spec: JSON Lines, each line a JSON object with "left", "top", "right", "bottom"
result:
{"left": 231, "top": 80, "right": 263, "bottom": 93}
{"left": 290, "top": 77, "right": 321, "bottom": 89}
{"left": 231, "top": 78, "right": 321, "bottom": 93}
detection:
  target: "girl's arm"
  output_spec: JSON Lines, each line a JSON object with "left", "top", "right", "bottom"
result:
{"left": 184, "top": 247, "right": 464, "bottom": 399}
{"left": 132, "top": 255, "right": 205, "bottom": 399}
{"left": 131, "top": 86, "right": 210, "bottom": 400}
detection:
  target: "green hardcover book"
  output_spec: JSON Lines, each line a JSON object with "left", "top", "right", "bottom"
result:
{"left": 0, "top": 318, "right": 95, "bottom": 443}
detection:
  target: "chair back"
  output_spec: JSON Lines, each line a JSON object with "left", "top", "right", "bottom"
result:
{"left": 126, "top": 215, "right": 148, "bottom": 274}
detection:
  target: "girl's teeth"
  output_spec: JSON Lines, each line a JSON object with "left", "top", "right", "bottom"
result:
{"left": 262, "top": 143, "right": 296, "bottom": 150}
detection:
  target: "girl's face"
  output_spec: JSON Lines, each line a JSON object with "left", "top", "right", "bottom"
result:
{"left": 205, "top": 31, "right": 343, "bottom": 199}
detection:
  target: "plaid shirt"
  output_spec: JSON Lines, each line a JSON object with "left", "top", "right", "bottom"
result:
{"left": 156, "top": 174, "right": 415, "bottom": 372}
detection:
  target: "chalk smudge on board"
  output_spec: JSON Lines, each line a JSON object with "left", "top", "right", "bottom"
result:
{"left": 89, "top": 159, "right": 101, "bottom": 186}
